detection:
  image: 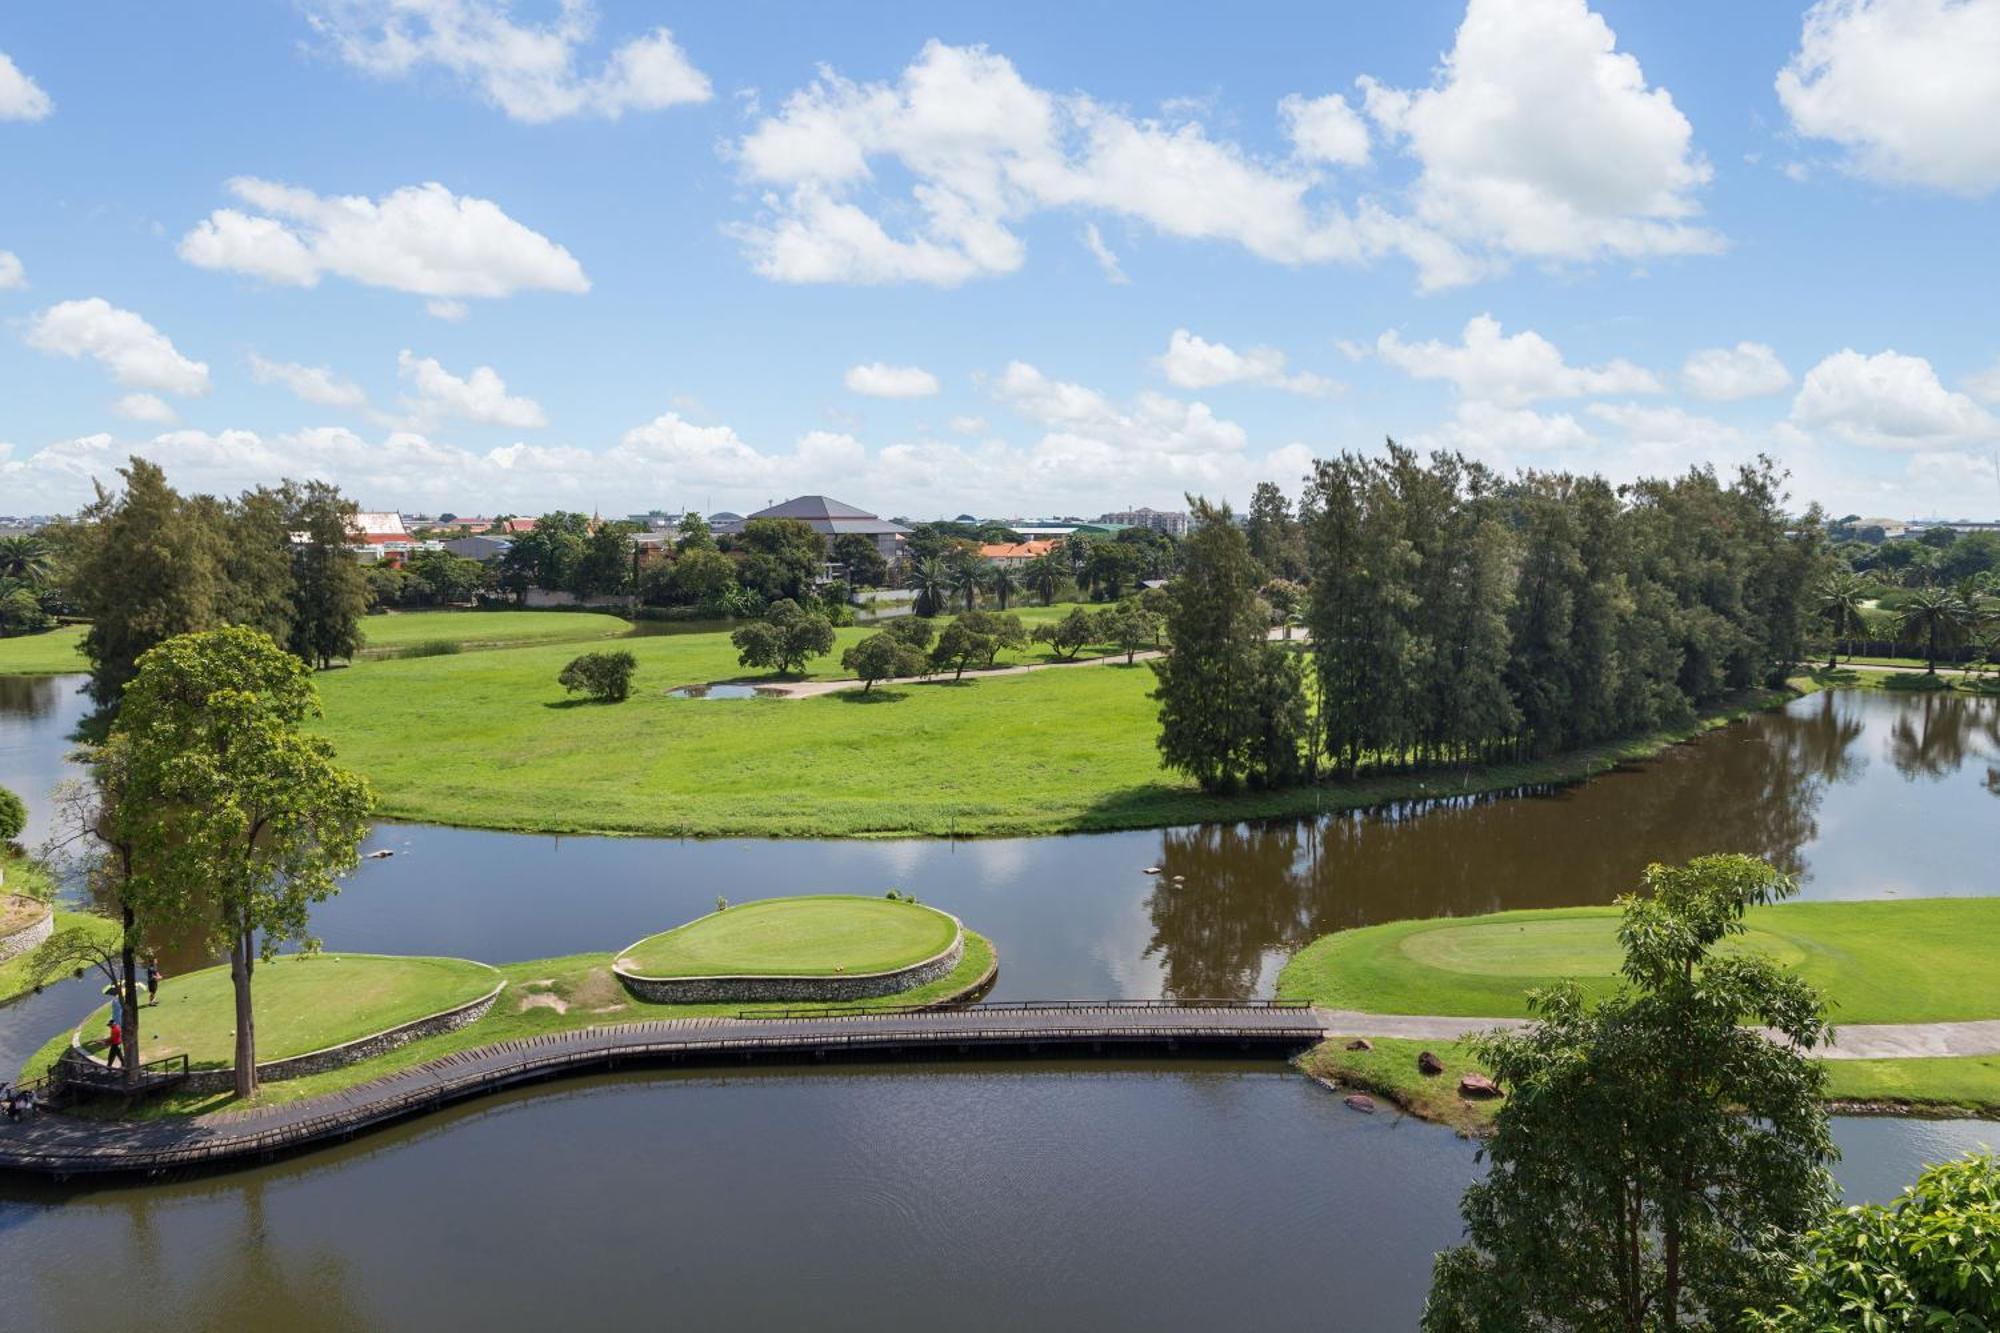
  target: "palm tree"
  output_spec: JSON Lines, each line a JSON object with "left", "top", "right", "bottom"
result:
{"left": 0, "top": 534, "right": 52, "bottom": 587}
{"left": 948, "top": 558, "right": 986, "bottom": 612}
{"left": 1813, "top": 571, "right": 1867, "bottom": 669}
{"left": 988, "top": 561, "right": 1019, "bottom": 610}
{"left": 1896, "top": 586, "right": 1974, "bottom": 673}
{"left": 1024, "top": 553, "right": 1064, "bottom": 606}
{"left": 908, "top": 555, "right": 953, "bottom": 619}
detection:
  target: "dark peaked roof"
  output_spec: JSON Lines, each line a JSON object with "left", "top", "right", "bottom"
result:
{"left": 751, "top": 495, "right": 878, "bottom": 522}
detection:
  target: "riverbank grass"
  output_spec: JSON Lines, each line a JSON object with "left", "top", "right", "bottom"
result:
{"left": 1279, "top": 899, "right": 2000, "bottom": 1025}
{"left": 619, "top": 895, "right": 959, "bottom": 977}
{"left": 0, "top": 910, "right": 113, "bottom": 1005}
{"left": 73, "top": 953, "right": 500, "bottom": 1068}
{"left": 0, "top": 624, "right": 88, "bottom": 675}
{"left": 354, "top": 609, "right": 632, "bottom": 655}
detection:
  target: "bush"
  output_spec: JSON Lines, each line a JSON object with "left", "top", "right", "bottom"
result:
{"left": 394, "top": 639, "right": 463, "bottom": 659}
{"left": 557, "top": 650, "right": 638, "bottom": 702}
{"left": 0, "top": 784, "right": 25, "bottom": 845}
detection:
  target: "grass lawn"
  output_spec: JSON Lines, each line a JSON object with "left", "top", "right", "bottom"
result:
{"left": 0, "top": 909, "right": 113, "bottom": 1006}
{"left": 73, "top": 953, "right": 500, "bottom": 1068}
{"left": 619, "top": 895, "right": 959, "bottom": 977}
{"left": 356, "top": 608, "right": 632, "bottom": 654}
{"left": 0, "top": 624, "right": 87, "bottom": 675}
{"left": 25, "top": 932, "right": 997, "bottom": 1115}
{"left": 1278, "top": 899, "right": 2000, "bottom": 1026}
{"left": 1794, "top": 667, "right": 1999, "bottom": 696}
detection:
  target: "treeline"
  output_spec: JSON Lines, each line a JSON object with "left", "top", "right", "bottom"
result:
{"left": 47, "top": 457, "right": 370, "bottom": 706}
{"left": 1156, "top": 447, "right": 1825, "bottom": 791}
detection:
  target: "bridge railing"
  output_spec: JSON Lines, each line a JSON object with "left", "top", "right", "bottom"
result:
{"left": 744, "top": 998, "right": 1314, "bottom": 1020}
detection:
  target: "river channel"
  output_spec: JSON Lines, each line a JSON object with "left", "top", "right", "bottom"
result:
{"left": 2, "top": 674, "right": 1995, "bottom": 1328}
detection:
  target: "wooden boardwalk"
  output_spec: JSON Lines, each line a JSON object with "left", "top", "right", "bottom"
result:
{"left": 0, "top": 1003, "right": 1329, "bottom": 1180}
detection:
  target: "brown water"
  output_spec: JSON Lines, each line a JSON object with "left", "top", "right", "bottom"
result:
{"left": 2, "top": 676, "right": 1996, "bottom": 1328}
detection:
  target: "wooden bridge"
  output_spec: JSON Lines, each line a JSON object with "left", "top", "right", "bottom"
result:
{"left": 0, "top": 1002, "right": 1333, "bottom": 1180}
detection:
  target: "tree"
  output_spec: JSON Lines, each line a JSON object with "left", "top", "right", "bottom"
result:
{"left": 286, "top": 480, "right": 370, "bottom": 668}
{"left": 1259, "top": 579, "right": 1304, "bottom": 639}
{"left": 1151, "top": 497, "right": 1271, "bottom": 792}
{"left": 1423, "top": 854, "right": 1836, "bottom": 1333}
{"left": 1813, "top": 571, "right": 1868, "bottom": 669}
{"left": 0, "top": 585, "right": 51, "bottom": 636}
{"left": 734, "top": 518, "right": 826, "bottom": 603}
{"left": 499, "top": 512, "right": 591, "bottom": 598}
{"left": 884, "top": 615, "right": 936, "bottom": 652}
{"left": 675, "top": 511, "right": 716, "bottom": 553}
{"left": 1024, "top": 552, "right": 1066, "bottom": 606}
{"left": 948, "top": 555, "right": 987, "bottom": 612}
{"left": 557, "top": 650, "right": 638, "bottom": 702}
{"left": 64, "top": 457, "right": 227, "bottom": 709}
{"left": 832, "top": 533, "right": 889, "bottom": 588}
{"left": 662, "top": 546, "right": 737, "bottom": 612}
{"left": 988, "top": 561, "right": 1020, "bottom": 610}
{"left": 841, "top": 631, "right": 927, "bottom": 691}
{"left": 1097, "top": 600, "right": 1159, "bottom": 665}
{"left": 1748, "top": 1153, "right": 2000, "bottom": 1329}
{"left": 956, "top": 610, "right": 1027, "bottom": 666}
{"left": 573, "top": 524, "right": 635, "bottom": 599}
{"left": 908, "top": 555, "right": 954, "bottom": 618}
{"left": 928, "top": 620, "right": 986, "bottom": 681}
{"left": 1084, "top": 540, "right": 1142, "bottom": 601}
{"left": 0, "top": 533, "right": 53, "bottom": 586}
{"left": 730, "top": 598, "right": 834, "bottom": 675}
{"left": 1897, "top": 586, "right": 1974, "bottom": 673}
{"left": 1245, "top": 481, "right": 1306, "bottom": 581}
{"left": 0, "top": 783, "right": 23, "bottom": 844}
{"left": 117, "top": 627, "right": 374, "bottom": 1099}
{"left": 1032, "top": 607, "right": 1099, "bottom": 661}
{"left": 406, "top": 550, "right": 486, "bottom": 605}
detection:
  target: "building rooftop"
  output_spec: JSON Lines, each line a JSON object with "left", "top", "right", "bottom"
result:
{"left": 746, "top": 495, "right": 911, "bottom": 536}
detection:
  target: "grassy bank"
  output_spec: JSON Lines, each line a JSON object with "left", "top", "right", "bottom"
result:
{"left": 620, "top": 895, "right": 958, "bottom": 977}
{"left": 0, "top": 909, "right": 118, "bottom": 1005}
{"left": 1278, "top": 899, "right": 2000, "bottom": 1025}
{"left": 0, "top": 624, "right": 87, "bottom": 675}
{"left": 354, "top": 608, "right": 633, "bottom": 655}
{"left": 23, "top": 932, "right": 997, "bottom": 1116}
{"left": 1795, "top": 666, "right": 2000, "bottom": 695}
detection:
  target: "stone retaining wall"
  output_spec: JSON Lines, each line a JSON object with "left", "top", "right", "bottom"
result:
{"left": 0, "top": 897, "right": 53, "bottom": 965}
{"left": 67, "top": 981, "right": 505, "bottom": 1096}
{"left": 614, "top": 928, "right": 965, "bottom": 1004}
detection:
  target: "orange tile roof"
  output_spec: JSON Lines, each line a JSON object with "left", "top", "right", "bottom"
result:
{"left": 978, "top": 540, "right": 1058, "bottom": 560}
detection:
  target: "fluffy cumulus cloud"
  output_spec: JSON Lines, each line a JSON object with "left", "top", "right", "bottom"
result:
{"left": 730, "top": 6, "right": 1713, "bottom": 293}
{"left": 1680, "top": 342, "right": 1793, "bottom": 401}
{"left": 1792, "top": 348, "right": 1999, "bottom": 447}
{"left": 0, "top": 50, "right": 52, "bottom": 121}
{"left": 843, "top": 362, "right": 940, "bottom": 398}
{"left": 110, "top": 393, "right": 178, "bottom": 425}
{"left": 396, "top": 350, "right": 546, "bottom": 428}
{"left": 1777, "top": 0, "right": 2000, "bottom": 195}
{"left": 1375, "top": 314, "right": 1661, "bottom": 407}
{"left": 1967, "top": 357, "right": 2000, "bottom": 404}
{"left": 178, "top": 178, "right": 589, "bottom": 301}
{"left": 24, "top": 298, "right": 211, "bottom": 396}
{"left": 1158, "top": 329, "right": 1330, "bottom": 395}
{"left": 304, "top": 0, "right": 710, "bottom": 121}
{"left": 1359, "top": 0, "right": 1717, "bottom": 285}
{"left": 249, "top": 353, "right": 368, "bottom": 409}
{"left": 0, "top": 250, "right": 24, "bottom": 290}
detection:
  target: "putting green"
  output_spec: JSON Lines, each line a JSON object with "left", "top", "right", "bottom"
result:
{"left": 1279, "top": 899, "right": 2000, "bottom": 1025}
{"left": 619, "top": 895, "right": 960, "bottom": 978}
{"left": 80, "top": 953, "right": 500, "bottom": 1068}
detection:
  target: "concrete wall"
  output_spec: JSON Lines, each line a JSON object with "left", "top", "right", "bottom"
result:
{"left": 614, "top": 930, "right": 964, "bottom": 1005}
{"left": 0, "top": 898, "right": 52, "bottom": 965}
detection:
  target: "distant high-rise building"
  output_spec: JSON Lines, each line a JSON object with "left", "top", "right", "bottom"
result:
{"left": 1096, "top": 506, "right": 1188, "bottom": 537}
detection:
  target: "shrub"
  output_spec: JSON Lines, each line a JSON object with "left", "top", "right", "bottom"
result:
{"left": 0, "top": 784, "right": 25, "bottom": 845}
{"left": 394, "top": 639, "right": 463, "bottom": 659}
{"left": 557, "top": 650, "right": 638, "bottom": 702}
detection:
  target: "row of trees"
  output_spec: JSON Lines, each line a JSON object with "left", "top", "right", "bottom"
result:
{"left": 0, "top": 532, "right": 60, "bottom": 636}
{"left": 1814, "top": 571, "right": 2000, "bottom": 673}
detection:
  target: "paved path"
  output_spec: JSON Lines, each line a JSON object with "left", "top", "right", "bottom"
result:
{"left": 1312, "top": 1010, "right": 2000, "bottom": 1060}
{"left": 0, "top": 1004, "right": 1325, "bottom": 1179}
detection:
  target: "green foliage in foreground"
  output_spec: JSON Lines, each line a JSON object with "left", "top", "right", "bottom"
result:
{"left": 1748, "top": 1153, "right": 2000, "bottom": 1330}
{"left": 1278, "top": 899, "right": 2000, "bottom": 1026}
{"left": 1422, "top": 856, "right": 1835, "bottom": 1333}
{"left": 620, "top": 895, "right": 958, "bottom": 977}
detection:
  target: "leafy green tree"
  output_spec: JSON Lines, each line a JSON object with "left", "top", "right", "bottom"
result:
{"left": 1151, "top": 497, "right": 1271, "bottom": 792}
{"left": 1246, "top": 644, "right": 1309, "bottom": 788}
{"left": 1748, "top": 1153, "right": 2000, "bottom": 1329}
{"left": 206, "top": 488, "right": 294, "bottom": 651}
{"left": 675, "top": 511, "right": 716, "bottom": 552}
{"left": 499, "top": 512, "right": 591, "bottom": 597}
{"left": 733, "top": 518, "right": 826, "bottom": 603}
{"left": 0, "top": 533, "right": 54, "bottom": 586}
{"left": 1084, "top": 540, "right": 1142, "bottom": 601}
{"left": 573, "top": 524, "right": 635, "bottom": 598}
{"left": 1032, "top": 607, "right": 1099, "bottom": 661}
{"left": 286, "top": 480, "right": 370, "bottom": 668}
{"left": 908, "top": 555, "right": 954, "bottom": 618}
{"left": 1813, "top": 571, "right": 1868, "bottom": 668}
{"left": 884, "top": 615, "right": 935, "bottom": 652}
{"left": 0, "top": 585, "right": 51, "bottom": 636}
{"left": 832, "top": 533, "right": 889, "bottom": 587}
{"left": 1024, "top": 552, "right": 1066, "bottom": 606}
{"left": 928, "top": 620, "right": 986, "bottom": 681}
{"left": 1423, "top": 855, "right": 1836, "bottom": 1333}
{"left": 1259, "top": 579, "right": 1304, "bottom": 639}
{"left": 0, "top": 783, "right": 23, "bottom": 844}
{"left": 664, "top": 546, "right": 737, "bottom": 611}
{"left": 1097, "top": 600, "right": 1159, "bottom": 664}
{"left": 406, "top": 550, "right": 486, "bottom": 605}
{"left": 557, "top": 650, "right": 638, "bottom": 702}
{"left": 956, "top": 610, "right": 1027, "bottom": 666}
{"left": 64, "top": 458, "right": 227, "bottom": 708}
{"left": 1897, "top": 586, "right": 1974, "bottom": 673}
{"left": 1245, "top": 481, "right": 1307, "bottom": 581}
{"left": 730, "top": 598, "right": 835, "bottom": 676}
{"left": 841, "top": 631, "right": 927, "bottom": 691}
{"left": 117, "top": 627, "right": 374, "bottom": 1098}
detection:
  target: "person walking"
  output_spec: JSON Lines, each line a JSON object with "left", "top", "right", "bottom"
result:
{"left": 105, "top": 1019, "right": 124, "bottom": 1068}
{"left": 146, "top": 957, "right": 162, "bottom": 1005}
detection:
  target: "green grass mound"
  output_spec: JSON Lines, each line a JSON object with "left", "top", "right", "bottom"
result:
{"left": 81, "top": 953, "right": 500, "bottom": 1068}
{"left": 357, "top": 609, "right": 630, "bottom": 653}
{"left": 618, "top": 895, "right": 959, "bottom": 978}
{"left": 1279, "top": 899, "right": 2000, "bottom": 1026}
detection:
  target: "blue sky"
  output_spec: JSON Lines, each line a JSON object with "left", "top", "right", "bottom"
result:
{"left": 3, "top": 0, "right": 1999, "bottom": 521}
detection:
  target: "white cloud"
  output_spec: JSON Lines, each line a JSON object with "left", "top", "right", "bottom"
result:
{"left": 1966, "top": 357, "right": 2000, "bottom": 404}
{"left": 179, "top": 178, "right": 589, "bottom": 301}
{"left": 1376, "top": 314, "right": 1661, "bottom": 407}
{"left": 1358, "top": 0, "right": 1718, "bottom": 284}
{"left": 0, "top": 250, "right": 24, "bottom": 290}
{"left": 947, "top": 415, "right": 988, "bottom": 436}
{"left": 426, "top": 297, "right": 470, "bottom": 322}
{"left": 25, "top": 298, "right": 212, "bottom": 396}
{"left": 989, "top": 360, "right": 1250, "bottom": 483}
{"left": 1279, "top": 92, "right": 1370, "bottom": 166}
{"left": 1792, "top": 348, "right": 1999, "bottom": 447}
{"left": 397, "top": 350, "right": 546, "bottom": 428}
{"left": 1778, "top": 0, "right": 2000, "bottom": 195}
{"left": 1080, "top": 223, "right": 1129, "bottom": 284}
{"left": 0, "top": 50, "right": 53, "bottom": 121}
{"left": 1680, "top": 342, "right": 1793, "bottom": 400}
{"left": 844, "top": 362, "right": 940, "bottom": 398}
{"left": 249, "top": 353, "right": 368, "bottom": 409}
{"left": 111, "top": 393, "right": 177, "bottom": 425}
{"left": 305, "top": 0, "right": 710, "bottom": 122}
{"left": 1407, "top": 402, "right": 1596, "bottom": 465}
{"left": 1158, "top": 329, "right": 1331, "bottom": 395}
